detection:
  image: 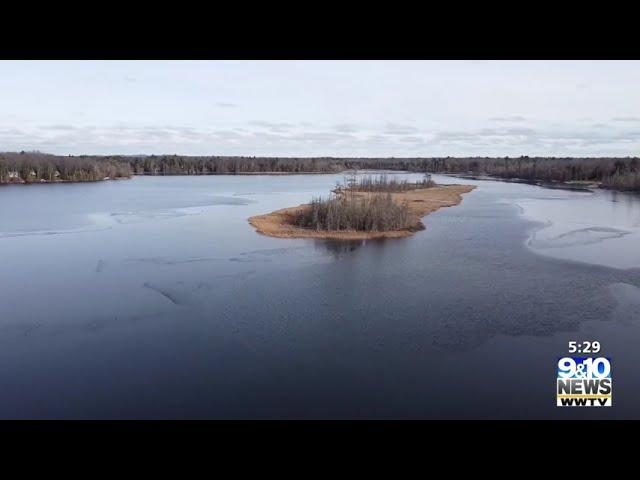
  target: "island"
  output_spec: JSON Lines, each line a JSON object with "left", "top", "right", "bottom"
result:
{"left": 249, "top": 175, "right": 476, "bottom": 240}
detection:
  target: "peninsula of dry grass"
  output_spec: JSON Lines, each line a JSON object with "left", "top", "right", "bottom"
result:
{"left": 248, "top": 178, "right": 476, "bottom": 240}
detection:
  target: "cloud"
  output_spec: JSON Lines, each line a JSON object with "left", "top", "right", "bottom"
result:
{"left": 0, "top": 127, "right": 29, "bottom": 139}
{"left": 42, "top": 124, "right": 78, "bottom": 131}
{"left": 215, "top": 102, "right": 238, "bottom": 108}
{"left": 333, "top": 123, "right": 359, "bottom": 133}
{"left": 433, "top": 127, "right": 534, "bottom": 146}
{"left": 249, "top": 121, "right": 295, "bottom": 132}
{"left": 479, "top": 127, "right": 535, "bottom": 136}
{"left": 397, "top": 135, "right": 425, "bottom": 144}
{"left": 5, "top": 120, "right": 640, "bottom": 157}
{"left": 488, "top": 116, "right": 527, "bottom": 122}
{"left": 612, "top": 117, "right": 640, "bottom": 122}
{"left": 383, "top": 123, "right": 418, "bottom": 135}
{"left": 428, "top": 125, "right": 640, "bottom": 154}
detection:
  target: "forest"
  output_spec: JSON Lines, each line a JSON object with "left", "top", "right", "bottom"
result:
{"left": 125, "top": 155, "right": 640, "bottom": 187}
{"left": 0, "top": 152, "right": 132, "bottom": 183}
{"left": 398, "top": 156, "right": 640, "bottom": 190}
{"left": 2, "top": 152, "right": 640, "bottom": 191}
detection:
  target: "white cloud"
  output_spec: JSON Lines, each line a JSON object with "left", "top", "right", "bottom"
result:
{"left": 215, "top": 102, "right": 238, "bottom": 108}
{"left": 488, "top": 116, "right": 527, "bottom": 122}
{"left": 612, "top": 117, "right": 640, "bottom": 122}
{"left": 1, "top": 60, "right": 640, "bottom": 156}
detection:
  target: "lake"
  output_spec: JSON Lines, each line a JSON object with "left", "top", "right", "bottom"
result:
{"left": 1, "top": 173, "right": 640, "bottom": 419}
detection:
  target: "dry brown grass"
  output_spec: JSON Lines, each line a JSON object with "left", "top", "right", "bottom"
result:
{"left": 248, "top": 184, "right": 476, "bottom": 240}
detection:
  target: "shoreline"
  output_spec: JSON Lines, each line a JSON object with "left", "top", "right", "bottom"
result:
{"left": 248, "top": 184, "right": 477, "bottom": 240}
{"left": 0, "top": 176, "right": 131, "bottom": 186}
{"left": 0, "top": 171, "right": 637, "bottom": 194}
{"left": 444, "top": 173, "right": 601, "bottom": 192}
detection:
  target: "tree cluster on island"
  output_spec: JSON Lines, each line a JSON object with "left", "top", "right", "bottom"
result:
{"left": 343, "top": 172, "right": 435, "bottom": 192}
{"left": 294, "top": 174, "right": 435, "bottom": 233}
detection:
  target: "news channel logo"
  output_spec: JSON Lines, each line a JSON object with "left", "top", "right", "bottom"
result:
{"left": 557, "top": 357, "right": 612, "bottom": 407}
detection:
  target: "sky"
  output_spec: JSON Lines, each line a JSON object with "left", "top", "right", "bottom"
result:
{"left": 1, "top": 60, "right": 640, "bottom": 157}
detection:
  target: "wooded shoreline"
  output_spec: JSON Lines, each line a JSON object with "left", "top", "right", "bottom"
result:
{"left": 2, "top": 152, "right": 640, "bottom": 191}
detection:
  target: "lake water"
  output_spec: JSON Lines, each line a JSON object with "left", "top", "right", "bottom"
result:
{"left": 1, "top": 173, "right": 640, "bottom": 419}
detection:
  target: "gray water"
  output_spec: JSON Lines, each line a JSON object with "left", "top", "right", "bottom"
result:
{"left": 1, "top": 173, "right": 640, "bottom": 419}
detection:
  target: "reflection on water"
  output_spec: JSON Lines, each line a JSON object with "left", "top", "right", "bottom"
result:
{"left": 1, "top": 174, "right": 640, "bottom": 419}
{"left": 315, "top": 239, "right": 366, "bottom": 257}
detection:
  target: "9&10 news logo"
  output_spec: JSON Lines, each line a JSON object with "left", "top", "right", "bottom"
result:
{"left": 557, "top": 343, "right": 611, "bottom": 407}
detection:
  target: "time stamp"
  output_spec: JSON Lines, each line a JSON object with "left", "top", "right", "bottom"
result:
{"left": 557, "top": 341, "right": 612, "bottom": 407}
{"left": 567, "top": 341, "right": 601, "bottom": 354}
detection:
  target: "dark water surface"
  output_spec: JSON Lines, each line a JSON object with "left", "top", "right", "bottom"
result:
{"left": 1, "top": 173, "right": 640, "bottom": 419}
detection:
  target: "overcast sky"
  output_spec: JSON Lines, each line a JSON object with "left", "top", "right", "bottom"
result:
{"left": 1, "top": 60, "right": 640, "bottom": 157}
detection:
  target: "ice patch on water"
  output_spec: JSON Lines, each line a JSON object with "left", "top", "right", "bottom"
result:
{"left": 0, "top": 226, "right": 112, "bottom": 239}
{"left": 529, "top": 226, "right": 631, "bottom": 249}
{"left": 103, "top": 198, "right": 251, "bottom": 225}
{"left": 126, "top": 256, "right": 227, "bottom": 265}
{"left": 513, "top": 191, "right": 640, "bottom": 270}
{"left": 110, "top": 208, "right": 201, "bottom": 224}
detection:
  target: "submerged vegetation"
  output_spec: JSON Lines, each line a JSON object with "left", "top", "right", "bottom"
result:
{"left": 3, "top": 152, "right": 640, "bottom": 191}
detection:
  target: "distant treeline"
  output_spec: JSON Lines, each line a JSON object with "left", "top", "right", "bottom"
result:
{"left": 0, "top": 152, "right": 132, "bottom": 183}
{"left": 3, "top": 152, "right": 640, "bottom": 191}
{"left": 105, "top": 154, "right": 640, "bottom": 191}
{"left": 399, "top": 156, "right": 640, "bottom": 191}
